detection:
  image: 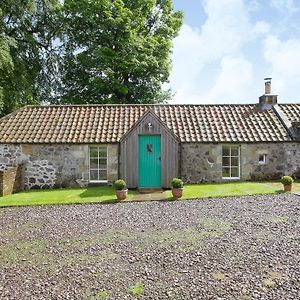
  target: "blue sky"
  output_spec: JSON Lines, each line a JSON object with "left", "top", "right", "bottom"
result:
{"left": 169, "top": 0, "right": 300, "bottom": 104}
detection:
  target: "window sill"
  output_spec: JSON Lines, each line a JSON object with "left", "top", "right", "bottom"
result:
{"left": 89, "top": 180, "right": 108, "bottom": 183}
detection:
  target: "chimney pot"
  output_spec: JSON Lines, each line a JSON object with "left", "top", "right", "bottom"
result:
{"left": 264, "top": 77, "right": 272, "bottom": 94}
{"left": 258, "top": 78, "right": 277, "bottom": 110}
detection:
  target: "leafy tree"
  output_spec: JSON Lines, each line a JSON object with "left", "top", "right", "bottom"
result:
{"left": 0, "top": 0, "right": 58, "bottom": 117}
{"left": 56, "top": 0, "right": 183, "bottom": 104}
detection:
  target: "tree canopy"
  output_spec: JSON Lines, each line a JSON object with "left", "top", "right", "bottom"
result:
{"left": 56, "top": 0, "right": 183, "bottom": 104}
{"left": 0, "top": 0, "right": 58, "bottom": 117}
{"left": 0, "top": 0, "right": 182, "bottom": 116}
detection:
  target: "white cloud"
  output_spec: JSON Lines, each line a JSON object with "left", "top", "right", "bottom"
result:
{"left": 264, "top": 36, "right": 300, "bottom": 77}
{"left": 169, "top": 25, "right": 202, "bottom": 93}
{"left": 199, "top": 0, "right": 251, "bottom": 59}
{"left": 207, "top": 56, "right": 253, "bottom": 103}
{"left": 270, "top": 0, "right": 299, "bottom": 13}
{"left": 170, "top": 0, "right": 300, "bottom": 104}
{"left": 170, "top": 0, "right": 268, "bottom": 104}
{"left": 253, "top": 21, "right": 271, "bottom": 36}
{"left": 263, "top": 35, "right": 300, "bottom": 99}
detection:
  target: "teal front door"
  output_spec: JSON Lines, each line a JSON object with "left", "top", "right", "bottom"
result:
{"left": 138, "top": 135, "right": 161, "bottom": 188}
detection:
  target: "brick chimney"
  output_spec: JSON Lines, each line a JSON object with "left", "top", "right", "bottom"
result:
{"left": 258, "top": 78, "right": 278, "bottom": 110}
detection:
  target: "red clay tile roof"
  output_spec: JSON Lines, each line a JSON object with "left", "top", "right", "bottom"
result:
{"left": 278, "top": 104, "right": 300, "bottom": 123}
{"left": 0, "top": 104, "right": 293, "bottom": 143}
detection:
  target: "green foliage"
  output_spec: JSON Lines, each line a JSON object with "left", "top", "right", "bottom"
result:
{"left": 89, "top": 290, "right": 110, "bottom": 300}
{"left": 0, "top": 0, "right": 59, "bottom": 117}
{"left": 0, "top": 0, "right": 182, "bottom": 116}
{"left": 55, "top": 0, "right": 183, "bottom": 105}
{"left": 128, "top": 282, "right": 144, "bottom": 297}
{"left": 171, "top": 177, "right": 183, "bottom": 188}
{"left": 114, "top": 179, "right": 127, "bottom": 190}
{"left": 280, "top": 176, "right": 294, "bottom": 186}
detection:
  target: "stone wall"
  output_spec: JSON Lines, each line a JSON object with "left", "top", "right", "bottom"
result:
{"left": 1, "top": 142, "right": 299, "bottom": 188}
{"left": 181, "top": 142, "right": 300, "bottom": 183}
{"left": 0, "top": 144, "right": 26, "bottom": 170}
{"left": 241, "top": 143, "right": 300, "bottom": 180}
{"left": 0, "top": 165, "right": 24, "bottom": 196}
{"left": 181, "top": 143, "right": 222, "bottom": 183}
{"left": 0, "top": 144, "right": 119, "bottom": 189}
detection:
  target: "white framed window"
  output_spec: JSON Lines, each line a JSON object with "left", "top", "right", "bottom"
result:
{"left": 258, "top": 154, "right": 267, "bottom": 165}
{"left": 222, "top": 145, "right": 240, "bottom": 179}
{"left": 89, "top": 146, "right": 107, "bottom": 182}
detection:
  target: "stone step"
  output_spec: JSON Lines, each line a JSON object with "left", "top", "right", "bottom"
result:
{"left": 138, "top": 188, "right": 164, "bottom": 194}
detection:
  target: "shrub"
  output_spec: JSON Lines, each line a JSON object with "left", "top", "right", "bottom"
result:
{"left": 171, "top": 178, "right": 183, "bottom": 188}
{"left": 114, "top": 179, "right": 126, "bottom": 190}
{"left": 280, "top": 176, "right": 294, "bottom": 186}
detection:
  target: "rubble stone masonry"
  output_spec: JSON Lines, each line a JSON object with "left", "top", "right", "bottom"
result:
{"left": 0, "top": 144, "right": 118, "bottom": 191}
{"left": 181, "top": 142, "right": 300, "bottom": 183}
{"left": 0, "top": 142, "right": 299, "bottom": 192}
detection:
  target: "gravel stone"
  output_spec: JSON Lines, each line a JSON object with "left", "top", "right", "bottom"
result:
{"left": 0, "top": 194, "right": 300, "bottom": 299}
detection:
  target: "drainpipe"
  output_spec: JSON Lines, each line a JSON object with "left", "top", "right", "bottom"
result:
{"left": 179, "top": 142, "right": 182, "bottom": 179}
{"left": 118, "top": 142, "right": 121, "bottom": 179}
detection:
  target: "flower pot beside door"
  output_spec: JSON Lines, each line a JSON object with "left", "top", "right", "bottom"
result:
{"left": 114, "top": 179, "right": 128, "bottom": 200}
{"left": 280, "top": 176, "right": 294, "bottom": 192}
{"left": 171, "top": 178, "right": 184, "bottom": 199}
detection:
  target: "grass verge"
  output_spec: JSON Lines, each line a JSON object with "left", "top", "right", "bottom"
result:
{"left": 166, "top": 181, "right": 300, "bottom": 200}
{"left": 1, "top": 181, "right": 299, "bottom": 207}
{"left": 0, "top": 186, "right": 133, "bottom": 207}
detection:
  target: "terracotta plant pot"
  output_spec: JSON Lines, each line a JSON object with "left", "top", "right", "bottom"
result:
{"left": 116, "top": 189, "right": 128, "bottom": 200}
{"left": 171, "top": 187, "right": 183, "bottom": 199}
{"left": 283, "top": 184, "right": 292, "bottom": 192}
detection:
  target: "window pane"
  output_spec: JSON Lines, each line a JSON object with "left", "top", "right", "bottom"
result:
{"left": 231, "top": 147, "right": 239, "bottom": 156}
{"left": 99, "top": 147, "right": 107, "bottom": 158}
{"left": 231, "top": 167, "right": 239, "bottom": 177}
{"left": 99, "top": 170, "right": 107, "bottom": 180}
{"left": 90, "top": 170, "right": 98, "bottom": 181}
{"left": 222, "top": 157, "right": 230, "bottom": 166}
{"left": 90, "top": 147, "right": 98, "bottom": 158}
{"left": 99, "top": 158, "right": 107, "bottom": 170}
{"left": 222, "top": 147, "right": 230, "bottom": 156}
{"left": 89, "top": 146, "right": 108, "bottom": 181}
{"left": 222, "top": 168, "right": 230, "bottom": 177}
{"left": 259, "top": 154, "right": 266, "bottom": 163}
{"left": 231, "top": 157, "right": 239, "bottom": 167}
{"left": 90, "top": 158, "right": 98, "bottom": 169}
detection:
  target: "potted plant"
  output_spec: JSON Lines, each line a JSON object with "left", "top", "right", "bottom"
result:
{"left": 280, "top": 175, "right": 294, "bottom": 192}
{"left": 171, "top": 178, "right": 184, "bottom": 199}
{"left": 114, "top": 179, "right": 128, "bottom": 200}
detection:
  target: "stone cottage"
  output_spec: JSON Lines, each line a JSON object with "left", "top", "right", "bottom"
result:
{"left": 0, "top": 79, "right": 299, "bottom": 192}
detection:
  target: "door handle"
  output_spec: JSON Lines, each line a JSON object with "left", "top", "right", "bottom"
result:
{"left": 158, "top": 157, "right": 161, "bottom": 161}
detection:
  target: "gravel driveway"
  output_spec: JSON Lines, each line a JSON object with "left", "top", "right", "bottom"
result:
{"left": 0, "top": 194, "right": 299, "bottom": 299}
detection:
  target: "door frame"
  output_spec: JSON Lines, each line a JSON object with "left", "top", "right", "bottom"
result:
{"left": 138, "top": 134, "right": 162, "bottom": 188}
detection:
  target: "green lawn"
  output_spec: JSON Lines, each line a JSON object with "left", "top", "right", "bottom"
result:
{"left": 0, "top": 186, "right": 133, "bottom": 207}
{"left": 166, "top": 181, "right": 300, "bottom": 199}
{"left": 1, "top": 181, "right": 299, "bottom": 208}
